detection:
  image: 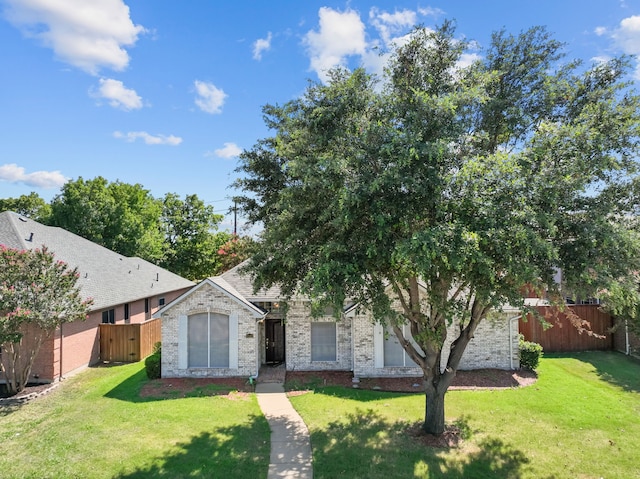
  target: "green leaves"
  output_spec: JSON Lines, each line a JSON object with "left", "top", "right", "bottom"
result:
{"left": 40, "top": 177, "right": 230, "bottom": 281}
{"left": 0, "top": 245, "right": 92, "bottom": 393}
{"left": 235, "top": 22, "right": 640, "bottom": 395}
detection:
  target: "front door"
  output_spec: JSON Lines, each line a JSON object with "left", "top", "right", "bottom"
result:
{"left": 265, "top": 318, "right": 285, "bottom": 364}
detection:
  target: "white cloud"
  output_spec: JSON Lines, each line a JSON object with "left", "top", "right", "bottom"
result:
{"left": 370, "top": 7, "right": 417, "bottom": 46}
{"left": 253, "top": 32, "right": 272, "bottom": 60}
{"left": 595, "top": 26, "right": 607, "bottom": 36}
{"left": 194, "top": 80, "right": 227, "bottom": 114}
{"left": 211, "top": 142, "right": 242, "bottom": 159}
{"left": 92, "top": 78, "right": 143, "bottom": 110}
{"left": 303, "top": 7, "right": 367, "bottom": 82}
{"left": 457, "top": 52, "right": 482, "bottom": 69}
{"left": 591, "top": 55, "right": 612, "bottom": 64}
{"left": 113, "top": 131, "right": 182, "bottom": 145}
{"left": 609, "top": 15, "right": 640, "bottom": 79}
{"left": 418, "top": 7, "right": 445, "bottom": 17}
{"left": 613, "top": 15, "right": 640, "bottom": 55}
{"left": 0, "top": 163, "right": 67, "bottom": 188}
{"left": 3, "top": 0, "right": 146, "bottom": 75}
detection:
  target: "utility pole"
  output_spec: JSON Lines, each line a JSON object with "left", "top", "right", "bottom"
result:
{"left": 233, "top": 200, "right": 237, "bottom": 236}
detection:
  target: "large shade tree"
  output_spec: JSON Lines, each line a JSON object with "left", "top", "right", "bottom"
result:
{"left": 234, "top": 23, "right": 640, "bottom": 435}
{"left": 48, "top": 177, "right": 165, "bottom": 262}
{"left": 0, "top": 193, "right": 51, "bottom": 222}
{"left": 160, "top": 193, "right": 230, "bottom": 280}
{"left": 0, "top": 246, "right": 92, "bottom": 396}
{"left": 46, "top": 177, "right": 231, "bottom": 280}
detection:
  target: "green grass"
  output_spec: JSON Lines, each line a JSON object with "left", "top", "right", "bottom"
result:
{"left": 289, "top": 351, "right": 640, "bottom": 479}
{"left": 0, "top": 363, "right": 270, "bottom": 479}
{"left": 1, "top": 352, "right": 637, "bottom": 478}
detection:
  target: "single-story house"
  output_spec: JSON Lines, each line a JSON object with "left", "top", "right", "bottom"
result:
{"left": 155, "top": 262, "right": 521, "bottom": 379}
{"left": 0, "top": 211, "right": 195, "bottom": 384}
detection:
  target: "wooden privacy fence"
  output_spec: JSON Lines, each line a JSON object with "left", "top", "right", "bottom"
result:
{"left": 519, "top": 305, "right": 613, "bottom": 353}
{"left": 99, "top": 318, "right": 161, "bottom": 363}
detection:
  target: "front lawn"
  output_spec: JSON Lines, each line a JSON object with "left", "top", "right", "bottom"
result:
{"left": 0, "top": 363, "right": 270, "bottom": 479}
{"left": 289, "top": 351, "right": 640, "bottom": 479}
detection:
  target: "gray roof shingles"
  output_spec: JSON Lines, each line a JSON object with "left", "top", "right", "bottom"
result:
{"left": 0, "top": 211, "right": 194, "bottom": 311}
{"left": 219, "top": 260, "right": 281, "bottom": 301}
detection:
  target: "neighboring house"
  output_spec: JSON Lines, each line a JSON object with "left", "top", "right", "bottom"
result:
{"left": 0, "top": 211, "right": 195, "bottom": 384}
{"left": 156, "top": 261, "right": 520, "bottom": 380}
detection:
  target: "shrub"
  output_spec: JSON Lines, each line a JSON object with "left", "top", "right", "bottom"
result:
{"left": 519, "top": 334, "right": 543, "bottom": 370}
{"left": 145, "top": 343, "right": 162, "bottom": 379}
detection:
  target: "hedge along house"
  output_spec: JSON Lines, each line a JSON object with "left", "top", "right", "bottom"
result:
{"left": 0, "top": 211, "right": 195, "bottom": 384}
{"left": 156, "top": 261, "right": 521, "bottom": 380}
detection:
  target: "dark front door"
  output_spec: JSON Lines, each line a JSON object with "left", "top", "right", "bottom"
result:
{"left": 265, "top": 318, "right": 285, "bottom": 364}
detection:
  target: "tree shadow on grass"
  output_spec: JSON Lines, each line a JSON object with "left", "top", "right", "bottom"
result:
{"left": 104, "top": 367, "right": 254, "bottom": 403}
{"left": 554, "top": 351, "right": 640, "bottom": 393}
{"left": 310, "top": 385, "right": 423, "bottom": 402}
{"left": 310, "top": 408, "right": 536, "bottom": 479}
{"left": 113, "top": 415, "right": 270, "bottom": 479}
{"left": 103, "top": 367, "right": 152, "bottom": 403}
{"left": 0, "top": 402, "right": 22, "bottom": 416}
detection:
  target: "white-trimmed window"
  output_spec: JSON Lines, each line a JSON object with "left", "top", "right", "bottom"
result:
{"left": 187, "top": 312, "right": 230, "bottom": 368}
{"left": 383, "top": 325, "right": 419, "bottom": 367}
{"left": 311, "top": 322, "right": 336, "bottom": 361}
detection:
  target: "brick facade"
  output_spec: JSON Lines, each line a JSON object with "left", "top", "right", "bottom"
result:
{"left": 160, "top": 282, "right": 261, "bottom": 378}
{"left": 352, "top": 310, "right": 519, "bottom": 378}
{"left": 19, "top": 288, "right": 190, "bottom": 384}
{"left": 160, "top": 285, "right": 519, "bottom": 379}
{"left": 284, "top": 301, "right": 353, "bottom": 371}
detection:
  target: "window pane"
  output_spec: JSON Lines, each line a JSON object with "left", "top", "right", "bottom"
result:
{"left": 311, "top": 322, "right": 336, "bottom": 361}
{"left": 188, "top": 313, "right": 208, "bottom": 367}
{"left": 384, "top": 325, "right": 420, "bottom": 367}
{"left": 209, "top": 313, "right": 229, "bottom": 368}
{"left": 383, "top": 328, "right": 405, "bottom": 367}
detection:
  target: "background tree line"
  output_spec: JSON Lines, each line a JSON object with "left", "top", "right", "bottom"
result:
{"left": 0, "top": 178, "right": 253, "bottom": 280}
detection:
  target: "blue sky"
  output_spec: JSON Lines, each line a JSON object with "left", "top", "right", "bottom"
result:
{"left": 1, "top": 1, "right": 640, "bottom": 232}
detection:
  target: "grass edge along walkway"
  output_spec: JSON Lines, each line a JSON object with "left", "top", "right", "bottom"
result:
{"left": 0, "top": 362, "right": 271, "bottom": 479}
{"left": 256, "top": 381, "right": 313, "bottom": 478}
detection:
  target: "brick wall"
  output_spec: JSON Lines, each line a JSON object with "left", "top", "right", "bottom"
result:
{"left": 353, "top": 310, "right": 519, "bottom": 378}
{"left": 284, "top": 301, "right": 353, "bottom": 371}
{"left": 161, "top": 282, "right": 259, "bottom": 378}
{"left": 3, "top": 287, "right": 192, "bottom": 385}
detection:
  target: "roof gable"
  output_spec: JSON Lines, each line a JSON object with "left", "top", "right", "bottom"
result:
{"left": 154, "top": 277, "right": 266, "bottom": 319}
{"left": 220, "top": 260, "right": 282, "bottom": 301}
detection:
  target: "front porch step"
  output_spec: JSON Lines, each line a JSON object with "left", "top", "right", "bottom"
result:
{"left": 257, "top": 363, "right": 286, "bottom": 384}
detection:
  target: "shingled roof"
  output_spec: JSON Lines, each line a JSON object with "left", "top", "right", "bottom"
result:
{"left": 0, "top": 211, "right": 194, "bottom": 311}
{"left": 219, "top": 260, "right": 282, "bottom": 301}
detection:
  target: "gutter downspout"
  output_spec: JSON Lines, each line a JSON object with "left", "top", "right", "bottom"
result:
{"left": 250, "top": 316, "right": 265, "bottom": 383}
{"left": 625, "top": 319, "right": 630, "bottom": 355}
{"left": 509, "top": 315, "right": 522, "bottom": 370}
{"left": 59, "top": 323, "right": 63, "bottom": 382}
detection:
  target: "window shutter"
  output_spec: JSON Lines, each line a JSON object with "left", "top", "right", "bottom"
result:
{"left": 374, "top": 323, "right": 384, "bottom": 368}
{"left": 178, "top": 315, "right": 188, "bottom": 369}
{"left": 229, "top": 312, "right": 239, "bottom": 369}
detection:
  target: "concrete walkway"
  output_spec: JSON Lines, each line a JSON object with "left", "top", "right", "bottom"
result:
{"left": 256, "top": 381, "right": 313, "bottom": 479}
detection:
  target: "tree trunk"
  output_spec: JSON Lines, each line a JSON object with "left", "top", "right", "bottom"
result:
{"left": 1, "top": 326, "right": 47, "bottom": 396}
{"left": 423, "top": 380, "right": 447, "bottom": 435}
{"left": 424, "top": 389, "right": 446, "bottom": 435}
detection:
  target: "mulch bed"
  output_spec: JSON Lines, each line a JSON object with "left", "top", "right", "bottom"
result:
{"left": 3, "top": 368, "right": 537, "bottom": 404}
{"left": 285, "top": 368, "right": 537, "bottom": 393}
{"left": 140, "top": 377, "right": 254, "bottom": 398}
{"left": 0, "top": 382, "right": 60, "bottom": 404}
